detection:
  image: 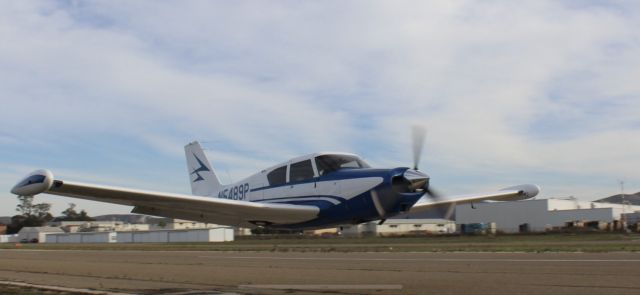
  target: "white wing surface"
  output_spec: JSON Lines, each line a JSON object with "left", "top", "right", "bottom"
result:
{"left": 12, "top": 170, "right": 319, "bottom": 227}
{"left": 408, "top": 184, "right": 540, "bottom": 217}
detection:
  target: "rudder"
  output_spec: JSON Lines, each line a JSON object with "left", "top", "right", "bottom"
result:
{"left": 185, "top": 141, "right": 221, "bottom": 196}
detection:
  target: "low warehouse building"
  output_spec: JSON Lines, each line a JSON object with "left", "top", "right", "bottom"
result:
{"left": 43, "top": 228, "right": 234, "bottom": 244}
{"left": 624, "top": 212, "right": 640, "bottom": 224}
{"left": 149, "top": 219, "right": 222, "bottom": 230}
{"left": 456, "top": 198, "right": 640, "bottom": 233}
{"left": 46, "top": 232, "right": 117, "bottom": 244}
{"left": 0, "top": 234, "right": 18, "bottom": 243}
{"left": 117, "top": 228, "right": 233, "bottom": 243}
{"left": 340, "top": 219, "right": 455, "bottom": 237}
{"left": 49, "top": 221, "right": 151, "bottom": 233}
{"left": 17, "top": 226, "right": 64, "bottom": 243}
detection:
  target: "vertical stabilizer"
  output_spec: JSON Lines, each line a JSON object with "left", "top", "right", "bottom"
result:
{"left": 185, "top": 141, "right": 221, "bottom": 196}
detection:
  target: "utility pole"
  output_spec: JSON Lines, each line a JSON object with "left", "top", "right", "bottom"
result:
{"left": 619, "top": 180, "right": 628, "bottom": 232}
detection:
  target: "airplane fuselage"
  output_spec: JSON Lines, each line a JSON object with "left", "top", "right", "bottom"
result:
{"left": 198, "top": 152, "right": 428, "bottom": 229}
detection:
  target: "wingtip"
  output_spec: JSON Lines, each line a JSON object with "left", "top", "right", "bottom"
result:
{"left": 11, "top": 169, "right": 54, "bottom": 196}
{"left": 501, "top": 184, "right": 540, "bottom": 199}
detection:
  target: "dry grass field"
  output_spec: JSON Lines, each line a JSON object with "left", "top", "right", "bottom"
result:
{"left": 2, "top": 232, "right": 639, "bottom": 253}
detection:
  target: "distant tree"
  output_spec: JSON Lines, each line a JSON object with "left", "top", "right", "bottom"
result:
{"left": 77, "top": 210, "right": 93, "bottom": 221}
{"left": 60, "top": 203, "right": 77, "bottom": 219}
{"left": 57, "top": 203, "right": 95, "bottom": 221}
{"left": 16, "top": 195, "right": 34, "bottom": 216}
{"left": 7, "top": 195, "right": 53, "bottom": 234}
{"left": 157, "top": 220, "right": 167, "bottom": 228}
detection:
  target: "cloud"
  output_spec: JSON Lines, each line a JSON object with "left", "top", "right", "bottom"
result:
{"left": 0, "top": 1, "right": 639, "bottom": 215}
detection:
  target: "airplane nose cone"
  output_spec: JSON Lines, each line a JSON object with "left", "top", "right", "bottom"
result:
{"left": 403, "top": 169, "right": 429, "bottom": 191}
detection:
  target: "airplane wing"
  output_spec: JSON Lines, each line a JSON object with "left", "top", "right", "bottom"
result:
{"left": 408, "top": 184, "right": 540, "bottom": 218}
{"left": 11, "top": 170, "right": 319, "bottom": 227}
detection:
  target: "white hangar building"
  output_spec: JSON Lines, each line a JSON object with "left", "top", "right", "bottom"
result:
{"left": 340, "top": 219, "right": 456, "bottom": 237}
{"left": 455, "top": 198, "right": 640, "bottom": 233}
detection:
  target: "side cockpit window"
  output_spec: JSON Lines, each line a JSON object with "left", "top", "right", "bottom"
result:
{"left": 267, "top": 166, "right": 287, "bottom": 186}
{"left": 290, "top": 160, "right": 315, "bottom": 182}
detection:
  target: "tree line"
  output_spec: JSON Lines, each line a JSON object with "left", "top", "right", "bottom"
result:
{"left": 5, "top": 196, "right": 94, "bottom": 234}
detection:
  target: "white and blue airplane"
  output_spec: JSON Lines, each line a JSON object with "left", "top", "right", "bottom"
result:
{"left": 11, "top": 129, "right": 539, "bottom": 229}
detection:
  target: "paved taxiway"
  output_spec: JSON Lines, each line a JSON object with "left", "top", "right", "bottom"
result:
{"left": 1, "top": 250, "right": 639, "bottom": 294}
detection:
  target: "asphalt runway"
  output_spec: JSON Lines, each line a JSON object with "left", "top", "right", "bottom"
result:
{"left": 1, "top": 250, "right": 639, "bottom": 295}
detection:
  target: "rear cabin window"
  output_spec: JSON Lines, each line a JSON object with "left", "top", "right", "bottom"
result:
{"left": 289, "top": 160, "right": 315, "bottom": 182}
{"left": 267, "top": 166, "right": 287, "bottom": 186}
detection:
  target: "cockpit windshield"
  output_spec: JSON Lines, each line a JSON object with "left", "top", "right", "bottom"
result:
{"left": 315, "top": 154, "right": 371, "bottom": 176}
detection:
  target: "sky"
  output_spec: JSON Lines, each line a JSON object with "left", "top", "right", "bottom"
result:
{"left": 1, "top": 0, "right": 639, "bottom": 217}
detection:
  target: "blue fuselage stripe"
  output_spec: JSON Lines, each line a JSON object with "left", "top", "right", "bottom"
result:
{"left": 264, "top": 200, "right": 337, "bottom": 209}
{"left": 250, "top": 180, "right": 315, "bottom": 192}
{"left": 252, "top": 195, "right": 347, "bottom": 203}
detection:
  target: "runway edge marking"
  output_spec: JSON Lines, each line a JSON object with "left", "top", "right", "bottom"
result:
{"left": 200, "top": 256, "right": 640, "bottom": 262}
{"left": 0, "top": 280, "right": 133, "bottom": 295}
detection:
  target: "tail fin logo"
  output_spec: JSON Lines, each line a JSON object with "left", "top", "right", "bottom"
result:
{"left": 190, "top": 154, "right": 210, "bottom": 182}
